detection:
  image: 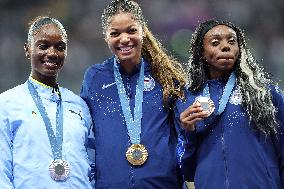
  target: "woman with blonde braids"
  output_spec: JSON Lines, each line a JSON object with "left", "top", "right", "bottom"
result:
{"left": 80, "top": 0, "right": 187, "bottom": 188}
{"left": 178, "top": 19, "right": 284, "bottom": 188}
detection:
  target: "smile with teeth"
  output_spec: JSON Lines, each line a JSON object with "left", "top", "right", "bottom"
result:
{"left": 42, "top": 61, "right": 58, "bottom": 68}
{"left": 118, "top": 46, "right": 134, "bottom": 52}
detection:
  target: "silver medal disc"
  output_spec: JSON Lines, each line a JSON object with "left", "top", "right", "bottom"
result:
{"left": 49, "top": 159, "right": 70, "bottom": 181}
{"left": 195, "top": 96, "right": 215, "bottom": 117}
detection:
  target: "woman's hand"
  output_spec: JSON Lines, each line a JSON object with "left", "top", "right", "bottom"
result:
{"left": 180, "top": 102, "right": 208, "bottom": 131}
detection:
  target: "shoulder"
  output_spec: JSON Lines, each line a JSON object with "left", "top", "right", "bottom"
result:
{"left": 0, "top": 83, "right": 28, "bottom": 117}
{"left": 84, "top": 57, "right": 114, "bottom": 79}
{"left": 176, "top": 88, "right": 200, "bottom": 113}
{"left": 60, "top": 87, "right": 92, "bottom": 126}
{"left": 0, "top": 83, "right": 26, "bottom": 104}
{"left": 269, "top": 84, "right": 284, "bottom": 107}
{"left": 61, "top": 87, "right": 87, "bottom": 107}
{"left": 82, "top": 57, "right": 115, "bottom": 94}
{"left": 61, "top": 87, "right": 91, "bottom": 116}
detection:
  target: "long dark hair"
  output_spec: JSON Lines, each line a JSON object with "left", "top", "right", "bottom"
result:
{"left": 188, "top": 19, "right": 278, "bottom": 135}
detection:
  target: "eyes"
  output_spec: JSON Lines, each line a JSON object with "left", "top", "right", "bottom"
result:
{"left": 108, "top": 27, "right": 139, "bottom": 37}
{"left": 210, "top": 37, "right": 237, "bottom": 46}
{"left": 37, "top": 42, "right": 66, "bottom": 52}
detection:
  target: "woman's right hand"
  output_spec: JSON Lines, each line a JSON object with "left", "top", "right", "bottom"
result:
{"left": 180, "top": 102, "right": 208, "bottom": 131}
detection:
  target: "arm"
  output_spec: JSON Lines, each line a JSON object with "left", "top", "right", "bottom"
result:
{"left": 175, "top": 98, "right": 207, "bottom": 182}
{"left": 80, "top": 69, "right": 91, "bottom": 106}
{"left": 80, "top": 69, "right": 96, "bottom": 186}
{"left": 0, "top": 112, "right": 14, "bottom": 189}
{"left": 86, "top": 122, "right": 96, "bottom": 187}
{"left": 80, "top": 98, "right": 96, "bottom": 187}
{"left": 271, "top": 86, "right": 284, "bottom": 187}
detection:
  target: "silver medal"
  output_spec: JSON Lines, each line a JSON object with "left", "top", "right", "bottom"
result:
{"left": 49, "top": 159, "right": 70, "bottom": 181}
{"left": 195, "top": 96, "right": 215, "bottom": 117}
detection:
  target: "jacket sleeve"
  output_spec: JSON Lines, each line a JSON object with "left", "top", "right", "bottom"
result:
{"left": 86, "top": 117, "right": 96, "bottom": 187}
{"left": 276, "top": 88, "right": 284, "bottom": 188}
{"left": 80, "top": 67, "right": 92, "bottom": 107}
{"left": 80, "top": 68, "right": 96, "bottom": 187}
{"left": 0, "top": 111, "right": 14, "bottom": 189}
{"left": 271, "top": 85, "right": 284, "bottom": 187}
{"left": 83, "top": 102, "right": 96, "bottom": 187}
{"left": 174, "top": 96, "right": 197, "bottom": 182}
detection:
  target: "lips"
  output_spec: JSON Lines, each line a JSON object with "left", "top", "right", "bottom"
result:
{"left": 217, "top": 55, "right": 234, "bottom": 60}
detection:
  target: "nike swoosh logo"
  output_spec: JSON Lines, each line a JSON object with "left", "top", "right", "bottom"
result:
{"left": 102, "top": 82, "right": 116, "bottom": 89}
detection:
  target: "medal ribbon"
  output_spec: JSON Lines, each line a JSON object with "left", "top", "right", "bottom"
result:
{"left": 28, "top": 80, "right": 64, "bottom": 159}
{"left": 113, "top": 57, "right": 144, "bottom": 144}
{"left": 203, "top": 72, "right": 236, "bottom": 115}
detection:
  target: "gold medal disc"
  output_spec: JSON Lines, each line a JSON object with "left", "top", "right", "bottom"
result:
{"left": 195, "top": 96, "right": 215, "bottom": 117}
{"left": 126, "top": 144, "right": 148, "bottom": 166}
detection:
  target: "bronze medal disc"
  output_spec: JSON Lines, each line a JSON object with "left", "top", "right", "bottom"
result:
{"left": 49, "top": 159, "right": 70, "bottom": 181}
{"left": 195, "top": 96, "right": 215, "bottom": 117}
{"left": 126, "top": 144, "right": 148, "bottom": 166}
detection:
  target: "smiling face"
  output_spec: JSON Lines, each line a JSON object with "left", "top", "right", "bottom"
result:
{"left": 105, "top": 12, "right": 144, "bottom": 66}
{"left": 202, "top": 24, "right": 240, "bottom": 79}
{"left": 25, "top": 23, "right": 67, "bottom": 85}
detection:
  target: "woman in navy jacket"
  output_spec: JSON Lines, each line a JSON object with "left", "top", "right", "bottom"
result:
{"left": 178, "top": 19, "right": 284, "bottom": 189}
{"left": 80, "top": 0, "right": 187, "bottom": 188}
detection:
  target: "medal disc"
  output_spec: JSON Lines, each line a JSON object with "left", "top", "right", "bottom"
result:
{"left": 195, "top": 96, "right": 215, "bottom": 117}
{"left": 126, "top": 144, "right": 148, "bottom": 166}
{"left": 49, "top": 159, "right": 70, "bottom": 181}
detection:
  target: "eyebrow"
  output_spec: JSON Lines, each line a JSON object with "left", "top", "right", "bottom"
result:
{"left": 35, "top": 39, "right": 66, "bottom": 43}
{"left": 109, "top": 24, "right": 138, "bottom": 30}
{"left": 34, "top": 40, "right": 66, "bottom": 47}
{"left": 207, "top": 33, "right": 237, "bottom": 39}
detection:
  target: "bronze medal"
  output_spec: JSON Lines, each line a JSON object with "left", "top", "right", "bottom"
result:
{"left": 49, "top": 159, "right": 70, "bottom": 181}
{"left": 126, "top": 144, "right": 148, "bottom": 166}
{"left": 195, "top": 96, "right": 215, "bottom": 117}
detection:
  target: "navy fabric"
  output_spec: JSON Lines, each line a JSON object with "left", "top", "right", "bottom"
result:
{"left": 81, "top": 57, "right": 182, "bottom": 189}
{"left": 177, "top": 79, "right": 284, "bottom": 189}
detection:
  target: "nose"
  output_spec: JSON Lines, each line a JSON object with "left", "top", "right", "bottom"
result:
{"left": 120, "top": 33, "right": 130, "bottom": 44}
{"left": 221, "top": 42, "right": 230, "bottom": 52}
{"left": 47, "top": 47, "right": 58, "bottom": 59}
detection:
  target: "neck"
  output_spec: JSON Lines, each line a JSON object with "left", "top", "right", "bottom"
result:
{"left": 121, "top": 62, "right": 136, "bottom": 74}
{"left": 118, "top": 57, "right": 141, "bottom": 74}
{"left": 31, "top": 75, "right": 58, "bottom": 88}
{"left": 209, "top": 70, "right": 232, "bottom": 80}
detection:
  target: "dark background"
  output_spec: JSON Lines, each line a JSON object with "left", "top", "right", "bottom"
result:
{"left": 1, "top": 0, "right": 284, "bottom": 94}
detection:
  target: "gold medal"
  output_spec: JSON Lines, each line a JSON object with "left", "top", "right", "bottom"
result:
{"left": 49, "top": 159, "right": 70, "bottom": 181}
{"left": 126, "top": 144, "right": 148, "bottom": 166}
{"left": 195, "top": 96, "right": 215, "bottom": 117}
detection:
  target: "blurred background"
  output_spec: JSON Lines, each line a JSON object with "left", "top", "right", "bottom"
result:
{"left": 1, "top": 0, "right": 284, "bottom": 94}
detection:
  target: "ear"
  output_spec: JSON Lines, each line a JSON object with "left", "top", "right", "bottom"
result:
{"left": 24, "top": 43, "right": 30, "bottom": 59}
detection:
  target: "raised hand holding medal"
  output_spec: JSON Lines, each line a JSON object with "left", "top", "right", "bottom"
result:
{"left": 194, "top": 96, "right": 215, "bottom": 117}
{"left": 196, "top": 72, "right": 236, "bottom": 117}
